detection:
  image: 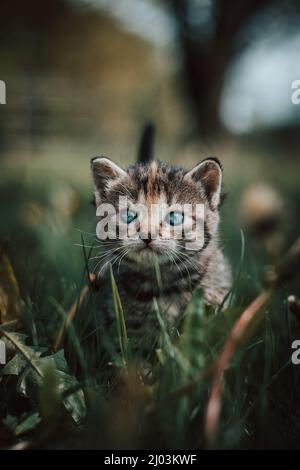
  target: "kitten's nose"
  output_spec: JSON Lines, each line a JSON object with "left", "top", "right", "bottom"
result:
{"left": 141, "top": 233, "right": 152, "bottom": 246}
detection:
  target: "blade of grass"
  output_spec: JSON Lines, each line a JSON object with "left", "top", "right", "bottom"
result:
{"left": 54, "top": 233, "right": 97, "bottom": 351}
{"left": 80, "top": 232, "right": 95, "bottom": 286}
{"left": 53, "top": 284, "right": 90, "bottom": 352}
{"left": 153, "top": 298, "right": 191, "bottom": 372}
{"left": 228, "top": 228, "right": 245, "bottom": 308}
{"left": 0, "top": 319, "right": 18, "bottom": 329}
{"left": 110, "top": 265, "right": 128, "bottom": 367}
{"left": 50, "top": 298, "right": 87, "bottom": 376}
{"left": 153, "top": 256, "right": 163, "bottom": 297}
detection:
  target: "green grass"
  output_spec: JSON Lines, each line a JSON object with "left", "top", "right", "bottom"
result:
{"left": 0, "top": 151, "right": 300, "bottom": 450}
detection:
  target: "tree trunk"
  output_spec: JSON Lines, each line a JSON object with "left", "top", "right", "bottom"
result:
{"left": 169, "top": 0, "right": 273, "bottom": 138}
{"left": 180, "top": 43, "right": 230, "bottom": 137}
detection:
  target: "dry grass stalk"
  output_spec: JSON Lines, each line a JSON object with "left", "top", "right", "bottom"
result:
{"left": 53, "top": 273, "right": 97, "bottom": 351}
{"left": 205, "top": 237, "right": 300, "bottom": 445}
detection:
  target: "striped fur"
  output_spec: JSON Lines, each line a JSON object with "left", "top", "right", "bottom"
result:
{"left": 91, "top": 158, "right": 232, "bottom": 327}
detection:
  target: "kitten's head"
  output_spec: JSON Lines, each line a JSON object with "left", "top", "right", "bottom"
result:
{"left": 91, "top": 157, "right": 223, "bottom": 271}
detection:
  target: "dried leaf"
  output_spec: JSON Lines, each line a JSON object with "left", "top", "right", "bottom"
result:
{"left": 0, "top": 253, "right": 21, "bottom": 324}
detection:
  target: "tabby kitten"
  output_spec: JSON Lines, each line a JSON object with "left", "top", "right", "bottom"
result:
{"left": 91, "top": 157, "right": 231, "bottom": 330}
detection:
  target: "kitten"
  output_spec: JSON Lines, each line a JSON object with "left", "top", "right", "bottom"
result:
{"left": 91, "top": 157, "right": 232, "bottom": 330}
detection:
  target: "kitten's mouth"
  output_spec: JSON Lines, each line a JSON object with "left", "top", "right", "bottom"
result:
{"left": 137, "top": 245, "right": 156, "bottom": 255}
{"left": 143, "top": 244, "right": 153, "bottom": 250}
{"left": 127, "top": 243, "right": 162, "bottom": 262}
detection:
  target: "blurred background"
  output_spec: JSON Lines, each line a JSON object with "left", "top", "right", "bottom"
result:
{"left": 0, "top": 0, "right": 300, "bottom": 278}
{"left": 1, "top": 0, "right": 300, "bottom": 450}
{"left": 0, "top": 0, "right": 300, "bottom": 304}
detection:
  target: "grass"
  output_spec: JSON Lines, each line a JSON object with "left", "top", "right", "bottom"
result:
{"left": 0, "top": 148, "right": 300, "bottom": 449}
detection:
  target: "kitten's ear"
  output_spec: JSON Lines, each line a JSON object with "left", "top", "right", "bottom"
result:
{"left": 185, "top": 158, "right": 222, "bottom": 209}
{"left": 91, "top": 157, "right": 126, "bottom": 204}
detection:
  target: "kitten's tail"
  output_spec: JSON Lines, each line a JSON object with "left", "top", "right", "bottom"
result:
{"left": 137, "top": 122, "right": 155, "bottom": 164}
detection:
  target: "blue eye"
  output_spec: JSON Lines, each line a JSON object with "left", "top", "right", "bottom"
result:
{"left": 166, "top": 211, "right": 184, "bottom": 226}
{"left": 120, "top": 209, "right": 137, "bottom": 224}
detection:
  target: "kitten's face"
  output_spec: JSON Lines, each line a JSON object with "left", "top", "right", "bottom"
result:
{"left": 92, "top": 158, "right": 222, "bottom": 271}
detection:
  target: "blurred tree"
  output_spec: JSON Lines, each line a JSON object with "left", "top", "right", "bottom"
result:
{"left": 0, "top": 0, "right": 158, "bottom": 150}
{"left": 168, "top": 0, "right": 300, "bottom": 138}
